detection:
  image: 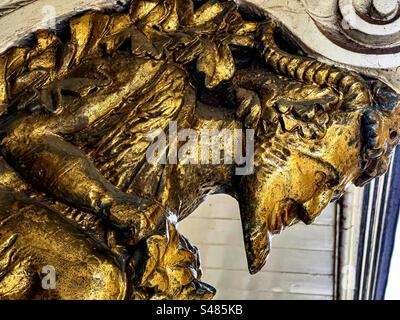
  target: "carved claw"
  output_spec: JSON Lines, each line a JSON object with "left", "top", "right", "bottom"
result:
{"left": 132, "top": 216, "right": 216, "bottom": 300}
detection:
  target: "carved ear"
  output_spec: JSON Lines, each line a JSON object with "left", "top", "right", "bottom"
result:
{"left": 240, "top": 207, "right": 271, "bottom": 275}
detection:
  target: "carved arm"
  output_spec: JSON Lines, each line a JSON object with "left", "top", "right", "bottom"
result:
{"left": 0, "top": 115, "right": 162, "bottom": 244}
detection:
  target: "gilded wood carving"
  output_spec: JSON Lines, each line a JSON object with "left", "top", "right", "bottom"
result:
{"left": 0, "top": 0, "right": 399, "bottom": 299}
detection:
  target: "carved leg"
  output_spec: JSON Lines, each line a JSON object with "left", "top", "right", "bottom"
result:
{"left": 0, "top": 115, "right": 163, "bottom": 244}
{"left": 132, "top": 217, "right": 216, "bottom": 300}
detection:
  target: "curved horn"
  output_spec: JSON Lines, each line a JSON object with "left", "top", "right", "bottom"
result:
{"left": 259, "top": 19, "right": 372, "bottom": 111}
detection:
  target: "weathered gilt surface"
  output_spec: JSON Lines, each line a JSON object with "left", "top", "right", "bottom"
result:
{"left": 0, "top": 0, "right": 399, "bottom": 300}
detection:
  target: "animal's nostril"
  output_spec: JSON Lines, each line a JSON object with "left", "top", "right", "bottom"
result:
{"left": 390, "top": 130, "right": 398, "bottom": 140}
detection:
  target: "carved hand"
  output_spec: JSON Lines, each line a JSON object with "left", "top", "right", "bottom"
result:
{"left": 0, "top": 117, "right": 163, "bottom": 245}
{"left": 107, "top": 193, "right": 162, "bottom": 244}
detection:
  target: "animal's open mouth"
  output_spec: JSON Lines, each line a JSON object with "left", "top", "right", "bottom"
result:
{"left": 271, "top": 201, "right": 310, "bottom": 234}
{"left": 297, "top": 202, "right": 320, "bottom": 225}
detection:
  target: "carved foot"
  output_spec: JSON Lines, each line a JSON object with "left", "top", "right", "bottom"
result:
{"left": 131, "top": 214, "right": 216, "bottom": 300}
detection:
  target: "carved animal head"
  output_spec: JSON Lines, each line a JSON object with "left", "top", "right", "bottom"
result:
{"left": 235, "top": 75, "right": 400, "bottom": 274}
{"left": 0, "top": 0, "right": 398, "bottom": 281}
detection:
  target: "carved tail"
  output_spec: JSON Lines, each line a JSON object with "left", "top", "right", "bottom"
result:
{"left": 259, "top": 20, "right": 373, "bottom": 111}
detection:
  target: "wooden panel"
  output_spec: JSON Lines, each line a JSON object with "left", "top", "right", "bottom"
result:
{"left": 179, "top": 195, "right": 336, "bottom": 300}
{"left": 197, "top": 244, "right": 334, "bottom": 275}
{"left": 212, "top": 289, "right": 332, "bottom": 300}
{"left": 202, "top": 270, "right": 333, "bottom": 296}
{"left": 180, "top": 219, "right": 334, "bottom": 251}
{"left": 189, "top": 194, "right": 335, "bottom": 226}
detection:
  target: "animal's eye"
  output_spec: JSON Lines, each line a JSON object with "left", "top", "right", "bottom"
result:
{"left": 390, "top": 130, "right": 398, "bottom": 140}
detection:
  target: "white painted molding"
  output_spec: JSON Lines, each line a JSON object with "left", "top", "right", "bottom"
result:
{"left": 247, "top": 0, "right": 400, "bottom": 92}
{"left": 2, "top": 0, "right": 399, "bottom": 93}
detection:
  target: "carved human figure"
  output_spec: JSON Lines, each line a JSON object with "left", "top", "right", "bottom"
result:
{"left": 0, "top": 0, "right": 399, "bottom": 299}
